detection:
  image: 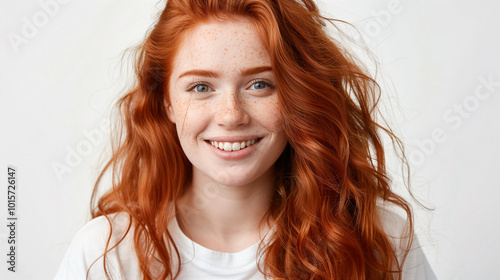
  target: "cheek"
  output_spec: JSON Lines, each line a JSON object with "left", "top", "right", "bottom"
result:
{"left": 173, "top": 98, "right": 209, "bottom": 137}
{"left": 254, "top": 98, "right": 284, "bottom": 132}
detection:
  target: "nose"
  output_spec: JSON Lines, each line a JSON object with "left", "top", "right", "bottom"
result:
{"left": 215, "top": 91, "right": 250, "bottom": 128}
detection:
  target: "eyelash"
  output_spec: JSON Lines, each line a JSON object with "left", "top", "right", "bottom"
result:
{"left": 186, "top": 81, "right": 211, "bottom": 93}
{"left": 249, "top": 79, "right": 273, "bottom": 90}
{"left": 186, "top": 79, "right": 274, "bottom": 93}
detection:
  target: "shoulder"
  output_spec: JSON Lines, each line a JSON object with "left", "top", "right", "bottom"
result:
{"left": 76, "top": 212, "right": 134, "bottom": 242}
{"left": 63, "top": 212, "right": 135, "bottom": 258}
{"left": 376, "top": 205, "right": 437, "bottom": 280}
{"left": 54, "top": 212, "right": 140, "bottom": 279}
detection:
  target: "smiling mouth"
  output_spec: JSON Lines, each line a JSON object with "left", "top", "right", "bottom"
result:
{"left": 207, "top": 138, "right": 262, "bottom": 151}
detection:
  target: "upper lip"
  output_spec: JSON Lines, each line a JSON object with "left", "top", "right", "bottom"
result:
{"left": 205, "top": 136, "right": 262, "bottom": 142}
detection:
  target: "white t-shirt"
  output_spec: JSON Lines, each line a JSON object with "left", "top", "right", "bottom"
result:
{"left": 54, "top": 208, "right": 436, "bottom": 279}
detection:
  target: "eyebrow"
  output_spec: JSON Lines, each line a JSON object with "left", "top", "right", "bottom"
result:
{"left": 177, "top": 66, "right": 273, "bottom": 79}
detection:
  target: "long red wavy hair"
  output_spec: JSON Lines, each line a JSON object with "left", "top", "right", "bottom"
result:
{"left": 90, "top": 0, "right": 414, "bottom": 279}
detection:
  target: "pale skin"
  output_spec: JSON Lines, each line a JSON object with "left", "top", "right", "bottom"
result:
{"left": 166, "top": 18, "right": 288, "bottom": 253}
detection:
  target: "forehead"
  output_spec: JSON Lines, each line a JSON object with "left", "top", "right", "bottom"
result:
{"left": 171, "top": 18, "right": 271, "bottom": 74}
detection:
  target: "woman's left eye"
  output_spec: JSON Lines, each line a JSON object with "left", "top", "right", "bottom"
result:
{"left": 250, "top": 80, "right": 272, "bottom": 90}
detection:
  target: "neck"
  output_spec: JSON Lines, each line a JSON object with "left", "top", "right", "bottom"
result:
{"left": 176, "top": 166, "right": 276, "bottom": 253}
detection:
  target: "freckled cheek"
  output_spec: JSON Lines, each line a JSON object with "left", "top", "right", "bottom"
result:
{"left": 174, "top": 100, "right": 210, "bottom": 137}
{"left": 252, "top": 99, "right": 284, "bottom": 132}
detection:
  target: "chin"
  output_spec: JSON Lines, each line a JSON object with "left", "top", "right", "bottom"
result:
{"left": 212, "top": 176, "right": 254, "bottom": 187}
{"left": 209, "top": 169, "right": 262, "bottom": 187}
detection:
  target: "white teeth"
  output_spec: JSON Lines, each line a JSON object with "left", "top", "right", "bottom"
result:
{"left": 232, "top": 142, "right": 241, "bottom": 151}
{"left": 209, "top": 138, "right": 259, "bottom": 151}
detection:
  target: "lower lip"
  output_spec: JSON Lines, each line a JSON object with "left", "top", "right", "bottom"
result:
{"left": 206, "top": 139, "right": 261, "bottom": 160}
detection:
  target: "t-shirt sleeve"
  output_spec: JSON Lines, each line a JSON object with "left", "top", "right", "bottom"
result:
{"left": 400, "top": 236, "right": 437, "bottom": 280}
{"left": 378, "top": 206, "right": 437, "bottom": 280}
{"left": 53, "top": 213, "right": 140, "bottom": 280}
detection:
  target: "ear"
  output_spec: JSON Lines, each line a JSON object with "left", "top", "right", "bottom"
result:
{"left": 165, "top": 99, "right": 176, "bottom": 124}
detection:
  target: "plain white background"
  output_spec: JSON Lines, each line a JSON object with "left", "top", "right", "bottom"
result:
{"left": 1, "top": 0, "right": 499, "bottom": 279}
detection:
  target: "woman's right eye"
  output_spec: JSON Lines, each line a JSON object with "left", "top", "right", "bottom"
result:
{"left": 187, "top": 82, "right": 212, "bottom": 93}
{"left": 194, "top": 84, "right": 210, "bottom": 92}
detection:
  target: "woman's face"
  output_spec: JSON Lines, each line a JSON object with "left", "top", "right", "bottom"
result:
{"left": 166, "top": 18, "right": 288, "bottom": 187}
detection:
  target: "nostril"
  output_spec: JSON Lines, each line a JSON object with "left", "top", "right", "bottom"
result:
{"left": 215, "top": 104, "right": 250, "bottom": 127}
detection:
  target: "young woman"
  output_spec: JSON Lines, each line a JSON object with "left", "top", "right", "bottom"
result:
{"left": 55, "top": 0, "right": 436, "bottom": 279}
